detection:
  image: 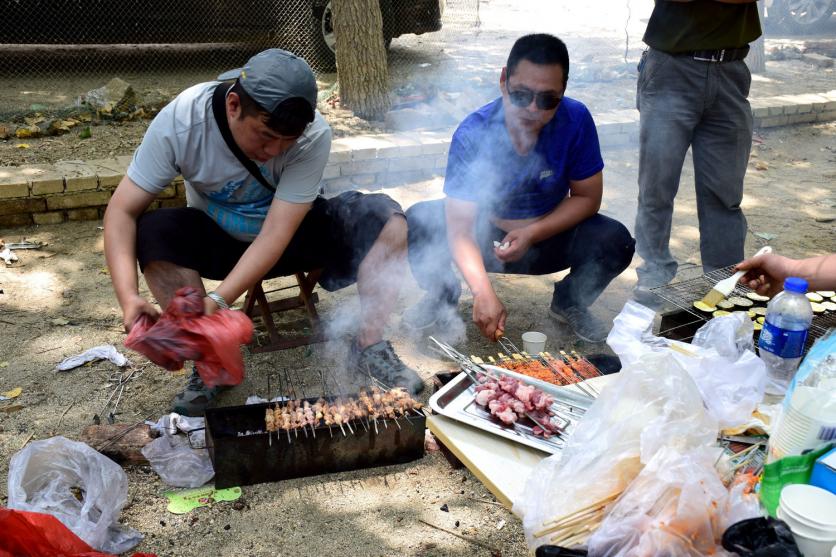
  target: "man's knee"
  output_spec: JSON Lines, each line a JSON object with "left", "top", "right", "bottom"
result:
{"left": 592, "top": 216, "right": 636, "bottom": 271}
{"left": 376, "top": 213, "right": 408, "bottom": 250}
{"left": 405, "top": 199, "right": 446, "bottom": 243}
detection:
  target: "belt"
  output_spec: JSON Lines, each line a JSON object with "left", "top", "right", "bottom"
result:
{"left": 681, "top": 47, "right": 750, "bottom": 63}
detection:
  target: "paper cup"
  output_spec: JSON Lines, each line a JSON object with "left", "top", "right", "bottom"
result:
{"left": 522, "top": 331, "right": 547, "bottom": 355}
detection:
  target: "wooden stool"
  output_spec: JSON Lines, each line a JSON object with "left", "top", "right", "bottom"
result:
{"left": 243, "top": 270, "right": 326, "bottom": 352}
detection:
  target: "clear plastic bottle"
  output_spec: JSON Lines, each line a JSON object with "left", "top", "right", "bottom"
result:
{"left": 758, "top": 277, "right": 814, "bottom": 395}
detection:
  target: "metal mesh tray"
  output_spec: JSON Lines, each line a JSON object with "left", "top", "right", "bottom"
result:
{"left": 650, "top": 264, "right": 835, "bottom": 348}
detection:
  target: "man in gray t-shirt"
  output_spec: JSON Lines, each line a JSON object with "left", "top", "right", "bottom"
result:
{"left": 104, "top": 49, "right": 423, "bottom": 415}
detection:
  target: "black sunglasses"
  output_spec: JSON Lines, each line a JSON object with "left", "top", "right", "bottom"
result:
{"left": 505, "top": 82, "right": 562, "bottom": 111}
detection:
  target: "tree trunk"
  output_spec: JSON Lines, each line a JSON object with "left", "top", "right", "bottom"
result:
{"left": 332, "top": 0, "right": 391, "bottom": 120}
{"left": 747, "top": 3, "right": 767, "bottom": 74}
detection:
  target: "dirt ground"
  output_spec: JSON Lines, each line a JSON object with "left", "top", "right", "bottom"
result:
{"left": 1, "top": 116, "right": 834, "bottom": 555}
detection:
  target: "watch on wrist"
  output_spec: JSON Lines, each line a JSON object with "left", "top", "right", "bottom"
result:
{"left": 206, "top": 291, "right": 229, "bottom": 310}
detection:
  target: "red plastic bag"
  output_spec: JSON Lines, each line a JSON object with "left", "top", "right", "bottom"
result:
{"left": 0, "top": 507, "right": 156, "bottom": 557}
{"left": 125, "top": 287, "right": 253, "bottom": 388}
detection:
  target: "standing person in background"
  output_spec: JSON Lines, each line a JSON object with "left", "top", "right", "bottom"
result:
{"left": 633, "top": 0, "right": 762, "bottom": 305}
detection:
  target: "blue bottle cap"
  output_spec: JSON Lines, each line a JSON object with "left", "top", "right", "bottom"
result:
{"left": 784, "top": 277, "right": 808, "bottom": 293}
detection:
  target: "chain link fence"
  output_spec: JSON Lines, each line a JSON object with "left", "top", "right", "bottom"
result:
{"left": 0, "top": 0, "right": 478, "bottom": 120}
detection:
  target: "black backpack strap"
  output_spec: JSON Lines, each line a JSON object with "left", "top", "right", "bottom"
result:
{"left": 211, "top": 82, "right": 276, "bottom": 192}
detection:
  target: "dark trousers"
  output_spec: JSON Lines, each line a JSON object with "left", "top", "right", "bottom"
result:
{"left": 406, "top": 199, "right": 635, "bottom": 309}
{"left": 635, "top": 48, "right": 753, "bottom": 285}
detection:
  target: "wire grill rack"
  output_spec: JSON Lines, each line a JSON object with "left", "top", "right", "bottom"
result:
{"left": 650, "top": 264, "right": 835, "bottom": 349}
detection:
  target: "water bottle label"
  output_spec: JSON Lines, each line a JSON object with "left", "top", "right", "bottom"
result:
{"left": 758, "top": 321, "right": 808, "bottom": 358}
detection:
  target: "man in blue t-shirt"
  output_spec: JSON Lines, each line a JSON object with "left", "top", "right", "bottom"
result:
{"left": 404, "top": 34, "right": 635, "bottom": 343}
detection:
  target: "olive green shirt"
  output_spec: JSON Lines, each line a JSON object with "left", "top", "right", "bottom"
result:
{"left": 643, "top": 0, "right": 762, "bottom": 53}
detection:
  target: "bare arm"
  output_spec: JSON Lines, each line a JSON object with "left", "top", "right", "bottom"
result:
{"left": 446, "top": 198, "right": 507, "bottom": 340}
{"left": 208, "top": 198, "right": 312, "bottom": 310}
{"left": 737, "top": 253, "right": 836, "bottom": 296}
{"left": 496, "top": 171, "right": 603, "bottom": 263}
{"left": 103, "top": 176, "right": 159, "bottom": 330}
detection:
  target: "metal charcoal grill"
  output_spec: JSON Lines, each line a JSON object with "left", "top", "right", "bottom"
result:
{"left": 651, "top": 264, "right": 835, "bottom": 350}
{"left": 205, "top": 396, "right": 425, "bottom": 489}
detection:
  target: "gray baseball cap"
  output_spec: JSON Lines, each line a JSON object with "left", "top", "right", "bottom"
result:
{"left": 218, "top": 49, "right": 317, "bottom": 112}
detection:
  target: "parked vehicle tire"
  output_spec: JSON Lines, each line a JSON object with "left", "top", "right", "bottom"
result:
{"left": 307, "top": 0, "right": 393, "bottom": 73}
{"left": 766, "top": 0, "right": 835, "bottom": 33}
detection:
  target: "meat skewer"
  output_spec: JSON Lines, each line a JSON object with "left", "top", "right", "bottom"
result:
{"left": 264, "top": 385, "right": 424, "bottom": 440}
{"left": 470, "top": 370, "right": 565, "bottom": 438}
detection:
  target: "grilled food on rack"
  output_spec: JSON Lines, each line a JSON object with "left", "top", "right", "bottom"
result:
{"left": 471, "top": 350, "right": 601, "bottom": 386}
{"left": 473, "top": 374, "right": 563, "bottom": 438}
{"left": 264, "top": 386, "right": 423, "bottom": 434}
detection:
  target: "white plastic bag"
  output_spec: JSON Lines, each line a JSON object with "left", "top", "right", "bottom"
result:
{"left": 587, "top": 446, "right": 758, "bottom": 557}
{"left": 141, "top": 429, "right": 214, "bottom": 488}
{"left": 55, "top": 344, "right": 129, "bottom": 371}
{"left": 7, "top": 436, "right": 142, "bottom": 554}
{"left": 513, "top": 349, "right": 718, "bottom": 550}
{"left": 608, "top": 301, "right": 766, "bottom": 428}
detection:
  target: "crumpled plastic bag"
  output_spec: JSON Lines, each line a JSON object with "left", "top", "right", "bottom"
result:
{"left": 608, "top": 301, "right": 766, "bottom": 428}
{"left": 783, "top": 329, "right": 836, "bottom": 410}
{"left": 513, "top": 349, "right": 718, "bottom": 550}
{"left": 146, "top": 412, "right": 206, "bottom": 449}
{"left": 0, "top": 507, "right": 156, "bottom": 557}
{"left": 587, "top": 446, "right": 761, "bottom": 557}
{"left": 141, "top": 426, "right": 214, "bottom": 488}
{"left": 6, "top": 436, "right": 143, "bottom": 554}
{"left": 55, "top": 344, "right": 129, "bottom": 372}
{"left": 721, "top": 516, "right": 802, "bottom": 556}
{"left": 125, "top": 286, "right": 253, "bottom": 387}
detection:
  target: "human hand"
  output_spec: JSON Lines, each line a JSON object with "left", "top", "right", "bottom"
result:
{"left": 473, "top": 290, "right": 507, "bottom": 341}
{"left": 494, "top": 228, "right": 534, "bottom": 263}
{"left": 122, "top": 294, "right": 159, "bottom": 333}
{"left": 735, "top": 253, "right": 798, "bottom": 297}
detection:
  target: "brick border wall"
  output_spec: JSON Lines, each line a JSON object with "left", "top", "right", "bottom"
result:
{"left": 2, "top": 90, "right": 835, "bottom": 228}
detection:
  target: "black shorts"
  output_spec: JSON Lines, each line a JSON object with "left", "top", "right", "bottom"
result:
{"left": 135, "top": 191, "right": 403, "bottom": 292}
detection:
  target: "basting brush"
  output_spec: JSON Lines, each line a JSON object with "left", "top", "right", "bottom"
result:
{"left": 700, "top": 245, "right": 772, "bottom": 308}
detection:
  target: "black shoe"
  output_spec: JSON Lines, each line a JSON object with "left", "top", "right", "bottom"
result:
{"left": 350, "top": 340, "right": 425, "bottom": 395}
{"left": 172, "top": 367, "right": 227, "bottom": 417}
{"left": 548, "top": 304, "right": 610, "bottom": 343}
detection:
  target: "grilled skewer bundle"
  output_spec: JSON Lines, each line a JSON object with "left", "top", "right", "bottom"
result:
{"left": 472, "top": 350, "right": 601, "bottom": 387}
{"left": 473, "top": 373, "right": 564, "bottom": 438}
{"left": 264, "top": 386, "right": 423, "bottom": 438}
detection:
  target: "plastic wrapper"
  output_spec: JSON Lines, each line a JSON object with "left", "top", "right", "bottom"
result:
{"left": 608, "top": 301, "right": 766, "bottom": 429}
{"left": 125, "top": 286, "right": 253, "bottom": 388}
{"left": 147, "top": 413, "right": 206, "bottom": 449}
{"left": 513, "top": 348, "right": 718, "bottom": 550}
{"left": 783, "top": 329, "right": 836, "bottom": 409}
{"left": 0, "top": 507, "right": 156, "bottom": 557}
{"left": 55, "top": 344, "right": 129, "bottom": 372}
{"left": 6, "top": 436, "right": 143, "bottom": 554}
{"left": 587, "top": 446, "right": 760, "bottom": 557}
{"left": 141, "top": 430, "right": 214, "bottom": 488}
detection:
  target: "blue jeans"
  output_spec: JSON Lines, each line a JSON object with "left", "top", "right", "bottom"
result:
{"left": 406, "top": 199, "right": 635, "bottom": 310}
{"left": 635, "top": 48, "right": 753, "bottom": 286}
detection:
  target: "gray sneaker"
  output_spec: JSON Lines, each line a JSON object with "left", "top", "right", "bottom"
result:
{"left": 172, "top": 367, "right": 227, "bottom": 417}
{"left": 351, "top": 340, "right": 424, "bottom": 395}
{"left": 632, "top": 285, "right": 666, "bottom": 310}
{"left": 549, "top": 304, "right": 610, "bottom": 343}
